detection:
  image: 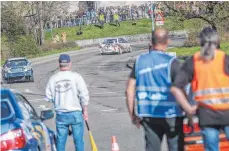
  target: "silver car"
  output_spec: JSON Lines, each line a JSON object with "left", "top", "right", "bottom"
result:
{"left": 99, "top": 38, "right": 132, "bottom": 55}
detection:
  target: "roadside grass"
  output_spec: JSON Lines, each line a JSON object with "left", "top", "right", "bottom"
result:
{"left": 168, "top": 42, "right": 229, "bottom": 56}
{"left": 45, "top": 19, "right": 153, "bottom": 42}
{"left": 31, "top": 46, "right": 80, "bottom": 58}
{"left": 45, "top": 17, "right": 205, "bottom": 42}
{"left": 1, "top": 46, "right": 80, "bottom": 65}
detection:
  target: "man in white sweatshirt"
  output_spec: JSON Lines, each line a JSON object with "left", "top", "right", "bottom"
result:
{"left": 45, "top": 54, "right": 89, "bottom": 151}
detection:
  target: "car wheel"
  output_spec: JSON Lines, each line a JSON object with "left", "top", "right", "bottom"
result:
{"left": 128, "top": 47, "right": 133, "bottom": 53}
{"left": 25, "top": 76, "right": 29, "bottom": 82}
{"left": 118, "top": 49, "right": 123, "bottom": 55}
{"left": 6, "top": 78, "right": 10, "bottom": 84}
{"left": 30, "top": 76, "right": 34, "bottom": 82}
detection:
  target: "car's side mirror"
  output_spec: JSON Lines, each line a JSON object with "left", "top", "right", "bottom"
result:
{"left": 40, "top": 109, "right": 54, "bottom": 121}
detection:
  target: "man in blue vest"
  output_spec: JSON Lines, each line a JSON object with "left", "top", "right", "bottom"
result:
{"left": 126, "top": 28, "right": 184, "bottom": 151}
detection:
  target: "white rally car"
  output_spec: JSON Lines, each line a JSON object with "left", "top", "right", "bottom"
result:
{"left": 99, "top": 38, "right": 132, "bottom": 55}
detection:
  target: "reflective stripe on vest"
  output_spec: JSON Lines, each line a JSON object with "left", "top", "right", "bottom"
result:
{"left": 194, "top": 88, "right": 229, "bottom": 97}
{"left": 199, "top": 98, "right": 229, "bottom": 105}
{"left": 192, "top": 50, "right": 229, "bottom": 110}
{"left": 138, "top": 100, "right": 180, "bottom": 106}
{"left": 136, "top": 86, "right": 169, "bottom": 92}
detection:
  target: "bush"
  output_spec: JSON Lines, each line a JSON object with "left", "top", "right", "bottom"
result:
{"left": 164, "top": 16, "right": 184, "bottom": 31}
{"left": 183, "top": 30, "right": 200, "bottom": 47}
{"left": 1, "top": 36, "right": 10, "bottom": 61}
{"left": 7, "top": 35, "right": 41, "bottom": 58}
{"left": 218, "top": 24, "right": 229, "bottom": 43}
{"left": 182, "top": 19, "right": 207, "bottom": 47}
{"left": 41, "top": 41, "right": 79, "bottom": 52}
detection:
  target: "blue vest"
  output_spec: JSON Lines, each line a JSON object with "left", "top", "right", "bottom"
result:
{"left": 135, "top": 51, "right": 183, "bottom": 118}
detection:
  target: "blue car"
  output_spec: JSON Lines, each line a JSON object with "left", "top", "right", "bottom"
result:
{"left": 1, "top": 89, "right": 56, "bottom": 151}
{"left": 2, "top": 57, "right": 34, "bottom": 83}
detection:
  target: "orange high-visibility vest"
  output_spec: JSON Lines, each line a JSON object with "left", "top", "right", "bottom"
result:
{"left": 192, "top": 50, "right": 229, "bottom": 110}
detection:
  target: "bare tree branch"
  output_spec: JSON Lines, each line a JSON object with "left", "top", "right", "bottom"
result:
{"left": 163, "top": 1, "right": 229, "bottom": 30}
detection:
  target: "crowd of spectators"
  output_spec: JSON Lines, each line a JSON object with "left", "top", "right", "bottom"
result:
{"left": 47, "top": 3, "right": 162, "bottom": 29}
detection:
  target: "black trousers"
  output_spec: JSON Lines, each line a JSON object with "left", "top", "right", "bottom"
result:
{"left": 115, "top": 20, "right": 120, "bottom": 27}
{"left": 141, "top": 117, "right": 184, "bottom": 151}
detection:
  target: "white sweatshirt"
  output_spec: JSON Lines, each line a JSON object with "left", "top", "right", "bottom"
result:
{"left": 45, "top": 70, "right": 89, "bottom": 112}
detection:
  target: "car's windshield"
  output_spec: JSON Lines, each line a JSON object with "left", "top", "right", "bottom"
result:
{"left": 5, "top": 59, "right": 28, "bottom": 67}
{"left": 1, "top": 93, "right": 12, "bottom": 119}
{"left": 103, "top": 39, "right": 117, "bottom": 44}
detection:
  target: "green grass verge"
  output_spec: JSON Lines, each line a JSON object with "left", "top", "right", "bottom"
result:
{"left": 45, "top": 17, "right": 205, "bottom": 42}
{"left": 1, "top": 46, "right": 80, "bottom": 65}
{"left": 168, "top": 42, "right": 229, "bottom": 56}
{"left": 31, "top": 46, "right": 80, "bottom": 58}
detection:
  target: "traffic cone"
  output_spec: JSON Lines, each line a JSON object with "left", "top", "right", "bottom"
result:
{"left": 111, "top": 136, "right": 120, "bottom": 151}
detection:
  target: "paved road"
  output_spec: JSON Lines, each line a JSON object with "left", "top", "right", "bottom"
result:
{"left": 2, "top": 38, "right": 185, "bottom": 151}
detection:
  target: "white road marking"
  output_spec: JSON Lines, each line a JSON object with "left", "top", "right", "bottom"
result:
{"left": 102, "top": 109, "right": 118, "bottom": 112}
{"left": 86, "top": 85, "right": 99, "bottom": 88}
{"left": 29, "top": 98, "right": 45, "bottom": 102}
{"left": 37, "top": 105, "right": 50, "bottom": 110}
{"left": 24, "top": 89, "right": 32, "bottom": 93}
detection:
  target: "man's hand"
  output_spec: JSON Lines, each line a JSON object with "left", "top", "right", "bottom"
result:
{"left": 171, "top": 86, "right": 198, "bottom": 116}
{"left": 126, "top": 78, "right": 137, "bottom": 127}
{"left": 83, "top": 106, "right": 88, "bottom": 121}
{"left": 131, "top": 115, "right": 141, "bottom": 129}
{"left": 187, "top": 114, "right": 194, "bottom": 127}
{"left": 186, "top": 105, "right": 198, "bottom": 116}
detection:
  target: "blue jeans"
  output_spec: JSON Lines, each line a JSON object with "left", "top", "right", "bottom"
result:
{"left": 202, "top": 125, "right": 229, "bottom": 151}
{"left": 56, "top": 111, "right": 84, "bottom": 151}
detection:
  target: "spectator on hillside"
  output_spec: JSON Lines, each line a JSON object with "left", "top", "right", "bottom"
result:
{"left": 85, "top": 10, "right": 90, "bottom": 25}
{"left": 106, "top": 8, "right": 110, "bottom": 23}
{"left": 110, "top": 8, "right": 114, "bottom": 23}
{"left": 113, "top": 12, "right": 120, "bottom": 27}
{"left": 53, "top": 33, "right": 60, "bottom": 43}
{"left": 91, "top": 9, "right": 96, "bottom": 24}
{"left": 99, "top": 12, "right": 105, "bottom": 29}
{"left": 130, "top": 6, "right": 134, "bottom": 20}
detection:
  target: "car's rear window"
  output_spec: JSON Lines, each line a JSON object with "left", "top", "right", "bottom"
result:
{"left": 1, "top": 93, "right": 12, "bottom": 119}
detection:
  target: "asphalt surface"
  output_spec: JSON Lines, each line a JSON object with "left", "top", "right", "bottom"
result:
{"left": 2, "top": 38, "right": 185, "bottom": 151}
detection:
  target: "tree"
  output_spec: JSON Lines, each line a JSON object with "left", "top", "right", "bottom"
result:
{"left": 1, "top": 2, "right": 27, "bottom": 56}
{"left": 163, "top": 1, "right": 229, "bottom": 31}
{"left": 22, "top": 1, "right": 70, "bottom": 45}
{"left": 1, "top": 1, "right": 71, "bottom": 46}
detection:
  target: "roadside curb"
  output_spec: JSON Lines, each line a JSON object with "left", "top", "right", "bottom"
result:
{"left": 75, "top": 30, "right": 188, "bottom": 47}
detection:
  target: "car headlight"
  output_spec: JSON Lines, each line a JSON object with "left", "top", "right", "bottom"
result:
{"left": 4, "top": 67, "right": 11, "bottom": 73}
{"left": 24, "top": 66, "right": 32, "bottom": 71}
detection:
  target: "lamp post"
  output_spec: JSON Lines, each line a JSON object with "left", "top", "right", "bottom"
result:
{"left": 150, "top": 1, "right": 156, "bottom": 32}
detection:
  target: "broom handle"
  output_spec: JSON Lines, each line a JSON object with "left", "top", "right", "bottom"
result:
{"left": 81, "top": 104, "right": 90, "bottom": 131}
{"left": 85, "top": 120, "right": 90, "bottom": 131}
